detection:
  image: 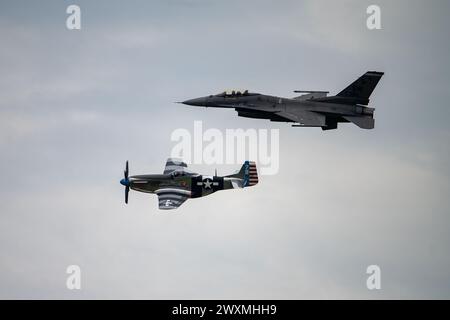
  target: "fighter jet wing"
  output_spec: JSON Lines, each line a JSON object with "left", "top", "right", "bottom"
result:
{"left": 276, "top": 110, "right": 326, "bottom": 126}
{"left": 155, "top": 188, "right": 191, "bottom": 210}
{"left": 163, "top": 158, "right": 188, "bottom": 174}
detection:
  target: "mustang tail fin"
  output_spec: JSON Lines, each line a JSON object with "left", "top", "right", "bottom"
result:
{"left": 227, "top": 161, "right": 258, "bottom": 187}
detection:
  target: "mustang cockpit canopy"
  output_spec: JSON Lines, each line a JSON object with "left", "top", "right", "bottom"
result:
{"left": 170, "top": 168, "right": 195, "bottom": 177}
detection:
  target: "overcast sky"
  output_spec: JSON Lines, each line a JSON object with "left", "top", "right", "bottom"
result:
{"left": 1, "top": 0, "right": 449, "bottom": 299}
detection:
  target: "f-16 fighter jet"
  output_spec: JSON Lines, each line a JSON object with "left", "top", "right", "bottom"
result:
{"left": 119, "top": 159, "right": 258, "bottom": 210}
{"left": 182, "top": 71, "right": 384, "bottom": 130}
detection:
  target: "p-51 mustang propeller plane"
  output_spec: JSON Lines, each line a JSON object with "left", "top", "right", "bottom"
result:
{"left": 120, "top": 159, "right": 258, "bottom": 210}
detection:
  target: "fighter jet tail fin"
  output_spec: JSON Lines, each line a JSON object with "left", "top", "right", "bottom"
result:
{"left": 336, "top": 71, "right": 384, "bottom": 104}
{"left": 227, "top": 161, "right": 258, "bottom": 187}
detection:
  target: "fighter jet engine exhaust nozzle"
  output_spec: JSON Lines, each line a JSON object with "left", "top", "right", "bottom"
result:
{"left": 120, "top": 161, "right": 130, "bottom": 204}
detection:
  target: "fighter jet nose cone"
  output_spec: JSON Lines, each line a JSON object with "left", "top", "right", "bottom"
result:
{"left": 120, "top": 178, "right": 129, "bottom": 186}
{"left": 182, "top": 98, "right": 206, "bottom": 106}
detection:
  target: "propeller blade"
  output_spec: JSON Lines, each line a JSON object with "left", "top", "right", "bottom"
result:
{"left": 123, "top": 161, "right": 130, "bottom": 204}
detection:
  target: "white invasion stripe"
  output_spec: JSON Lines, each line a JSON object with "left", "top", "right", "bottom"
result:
{"left": 159, "top": 196, "right": 186, "bottom": 202}
{"left": 155, "top": 188, "right": 191, "bottom": 196}
{"left": 158, "top": 197, "right": 187, "bottom": 209}
{"left": 158, "top": 193, "right": 187, "bottom": 199}
{"left": 156, "top": 192, "right": 191, "bottom": 198}
{"left": 158, "top": 192, "right": 190, "bottom": 199}
{"left": 159, "top": 195, "right": 186, "bottom": 202}
{"left": 159, "top": 198, "right": 187, "bottom": 203}
{"left": 156, "top": 193, "right": 190, "bottom": 199}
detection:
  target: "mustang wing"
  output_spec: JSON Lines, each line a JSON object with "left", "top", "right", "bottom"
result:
{"left": 155, "top": 188, "right": 191, "bottom": 210}
{"left": 163, "top": 158, "right": 188, "bottom": 174}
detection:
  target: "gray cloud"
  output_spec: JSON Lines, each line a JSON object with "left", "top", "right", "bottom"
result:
{"left": 0, "top": 0, "right": 449, "bottom": 299}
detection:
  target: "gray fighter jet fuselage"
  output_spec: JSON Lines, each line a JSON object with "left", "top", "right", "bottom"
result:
{"left": 182, "top": 71, "right": 384, "bottom": 130}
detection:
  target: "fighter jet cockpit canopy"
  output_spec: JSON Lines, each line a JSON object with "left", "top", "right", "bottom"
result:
{"left": 215, "top": 89, "right": 259, "bottom": 98}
